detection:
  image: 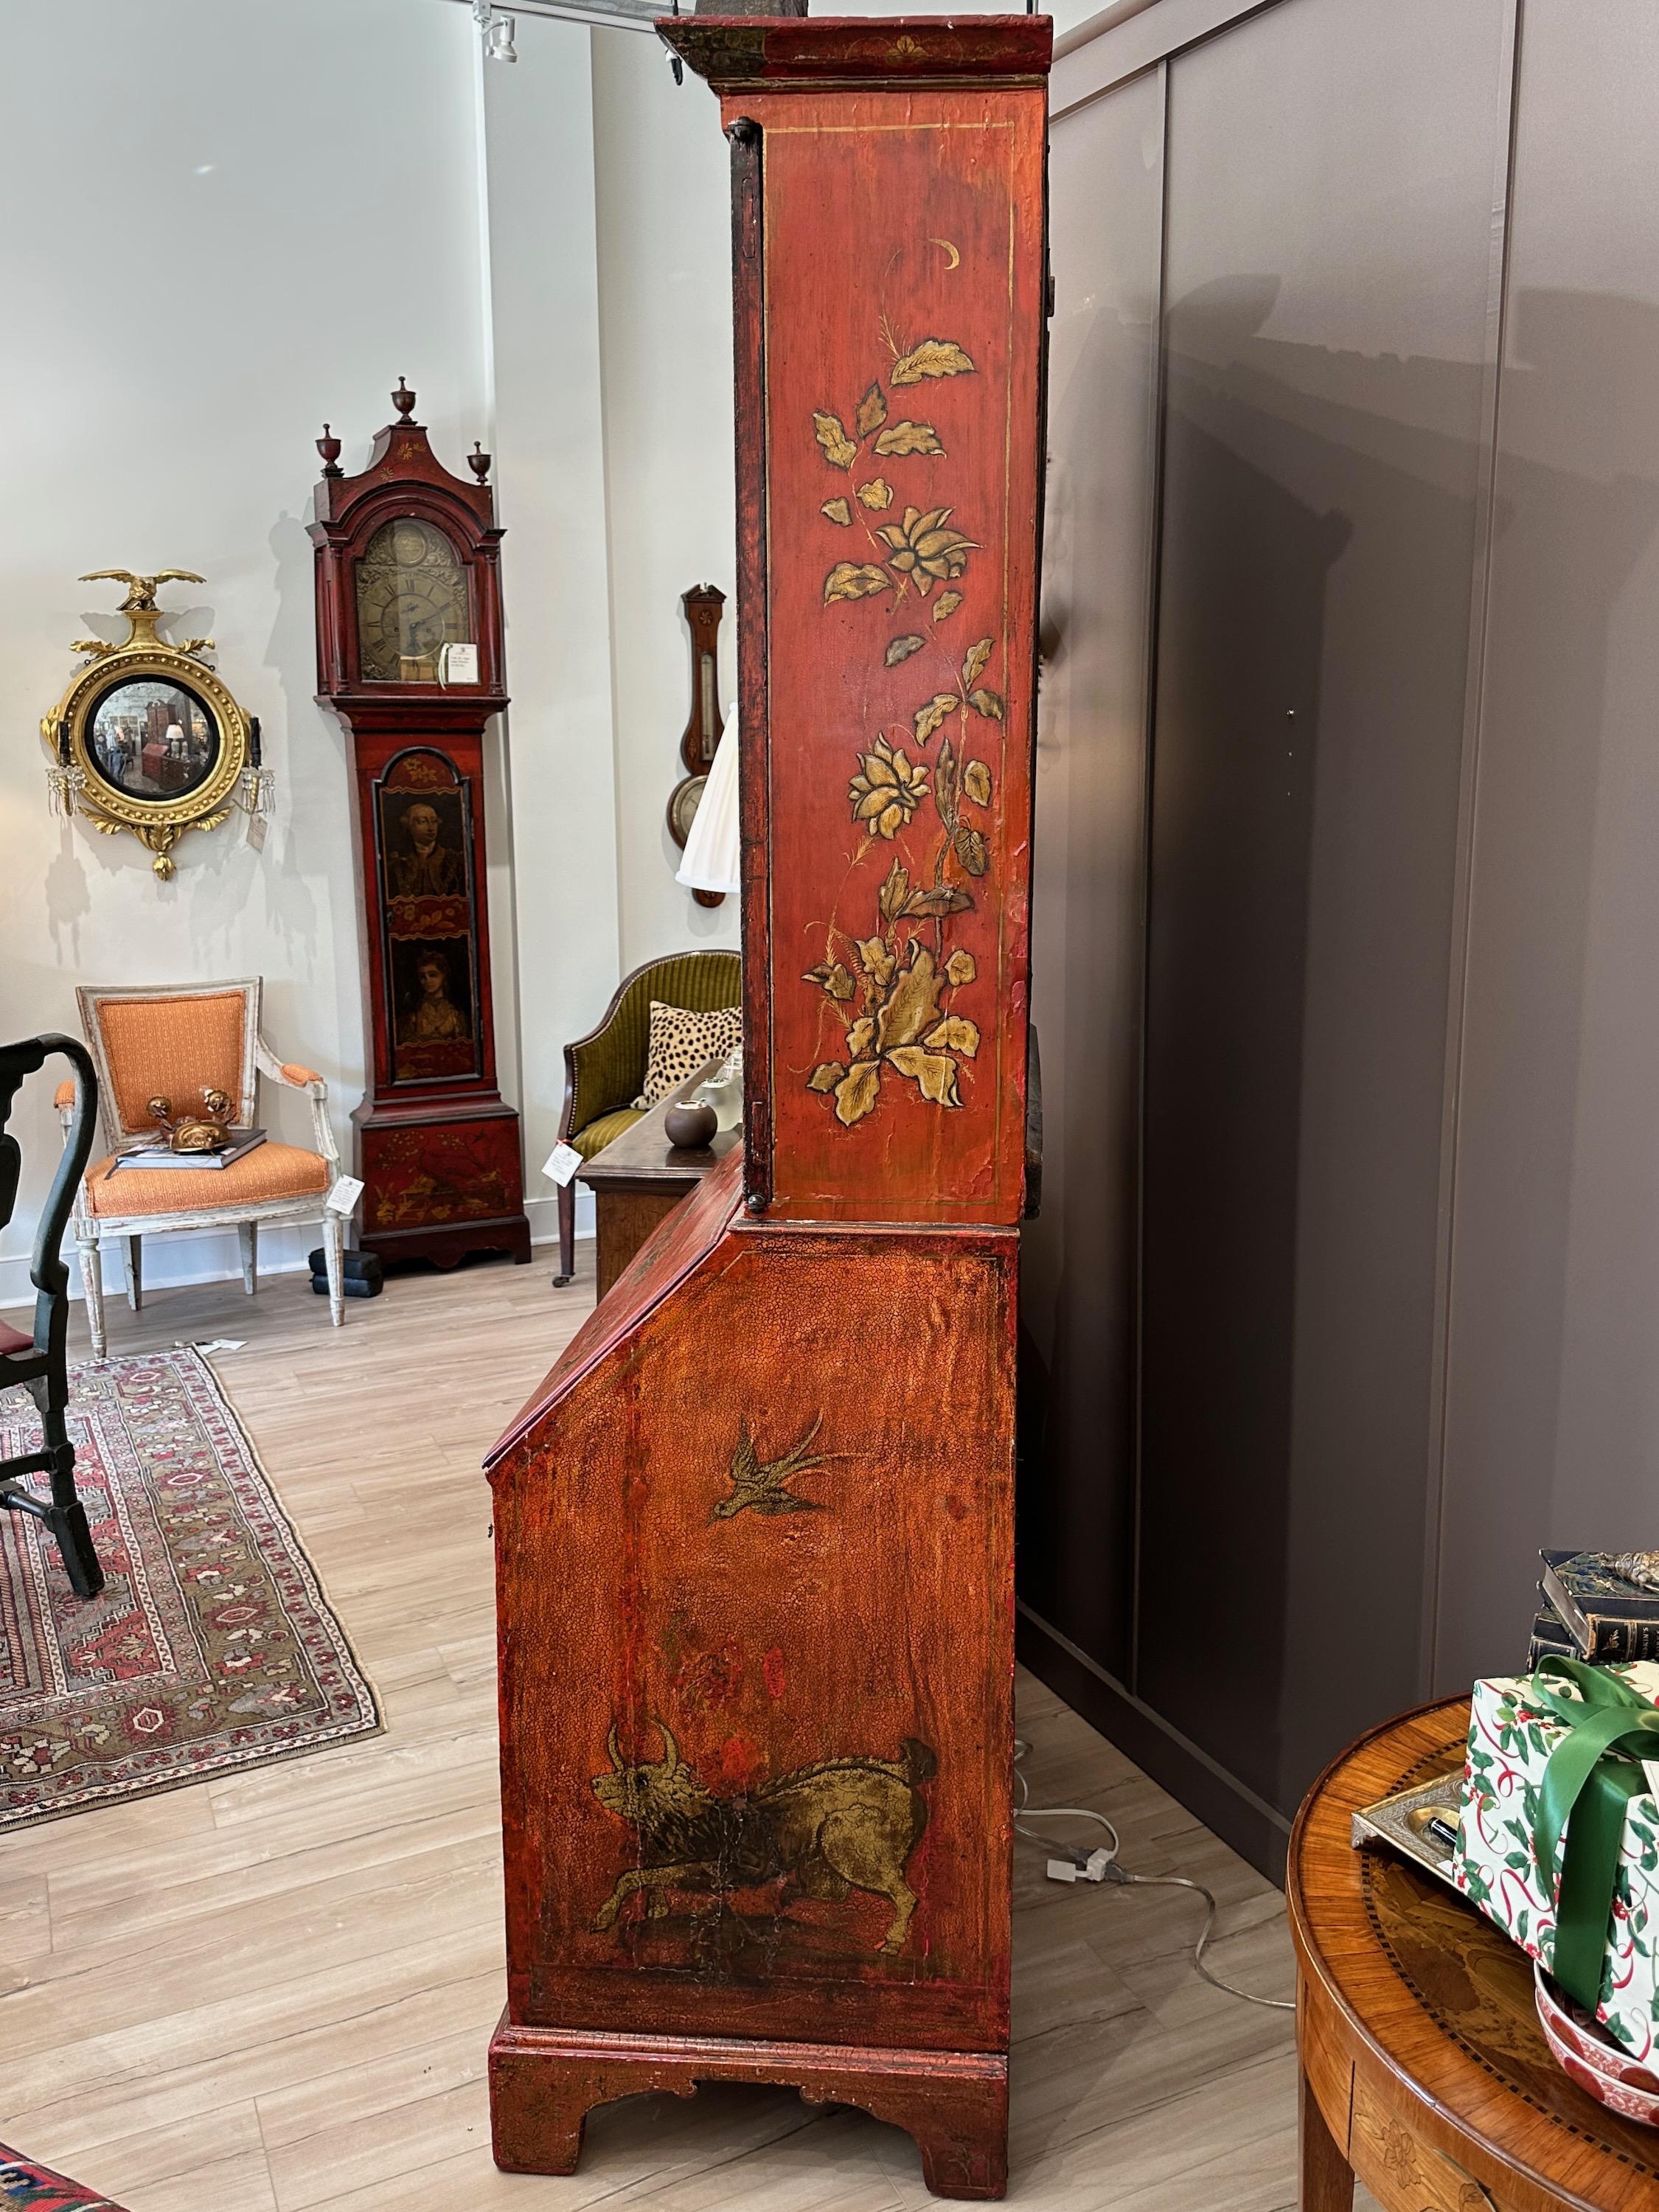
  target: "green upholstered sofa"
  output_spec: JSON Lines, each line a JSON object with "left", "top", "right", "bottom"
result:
{"left": 552, "top": 948, "right": 741, "bottom": 1284}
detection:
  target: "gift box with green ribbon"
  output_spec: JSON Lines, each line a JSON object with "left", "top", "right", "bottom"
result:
{"left": 1455, "top": 1655, "right": 1659, "bottom": 2062}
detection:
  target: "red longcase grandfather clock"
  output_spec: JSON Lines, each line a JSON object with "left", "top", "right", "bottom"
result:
{"left": 486, "top": 18, "right": 1050, "bottom": 2201}
{"left": 310, "top": 383, "right": 530, "bottom": 1270}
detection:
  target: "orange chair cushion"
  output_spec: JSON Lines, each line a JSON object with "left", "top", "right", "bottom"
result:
{"left": 280, "top": 1062, "right": 321, "bottom": 1087}
{"left": 95, "top": 991, "right": 248, "bottom": 1136}
{"left": 83, "top": 1144, "right": 330, "bottom": 1219}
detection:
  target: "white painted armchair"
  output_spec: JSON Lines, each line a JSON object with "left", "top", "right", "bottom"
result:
{"left": 56, "top": 980, "right": 346, "bottom": 1358}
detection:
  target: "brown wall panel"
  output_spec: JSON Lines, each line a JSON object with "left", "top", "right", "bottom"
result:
{"left": 1023, "top": 65, "right": 1166, "bottom": 1688}
{"left": 1436, "top": 0, "right": 1659, "bottom": 1689}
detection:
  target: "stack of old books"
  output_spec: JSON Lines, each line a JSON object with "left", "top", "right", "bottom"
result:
{"left": 1528, "top": 1546, "right": 1659, "bottom": 1666}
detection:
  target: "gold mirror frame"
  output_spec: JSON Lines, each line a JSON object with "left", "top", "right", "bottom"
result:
{"left": 40, "top": 571, "right": 254, "bottom": 880}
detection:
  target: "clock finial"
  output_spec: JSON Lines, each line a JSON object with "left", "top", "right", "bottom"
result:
{"left": 316, "top": 422, "right": 343, "bottom": 477}
{"left": 468, "top": 440, "right": 492, "bottom": 483}
{"left": 392, "top": 378, "right": 417, "bottom": 425}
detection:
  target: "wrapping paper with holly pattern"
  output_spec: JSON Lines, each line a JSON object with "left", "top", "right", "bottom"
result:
{"left": 1455, "top": 1663, "right": 1659, "bottom": 2064}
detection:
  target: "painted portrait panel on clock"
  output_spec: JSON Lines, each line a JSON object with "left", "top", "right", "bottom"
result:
{"left": 391, "top": 937, "right": 476, "bottom": 1080}
{"left": 380, "top": 785, "right": 467, "bottom": 900}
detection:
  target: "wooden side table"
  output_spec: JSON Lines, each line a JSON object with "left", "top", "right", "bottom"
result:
{"left": 1289, "top": 1700, "right": 1657, "bottom": 2211}
{"left": 575, "top": 1065, "right": 739, "bottom": 1301}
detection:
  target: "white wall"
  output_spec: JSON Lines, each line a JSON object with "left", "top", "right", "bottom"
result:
{"left": 593, "top": 35, "right": 742, "bottom": 973}
{"left": 0, "top": 0, "right": 493, "bottom": 1304}
{"left": 481, "top": 14, "right": 621, "bottom": 1238}
{"left": 0, "top": 0, "right": 1099, "bottom": 1310}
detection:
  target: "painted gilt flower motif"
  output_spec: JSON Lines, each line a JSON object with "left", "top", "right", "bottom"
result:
{"left": 849, "top": 738, "right": 929, "bottom": 839}
{"left": 874, "top": 505, "right": 976, "bottom": 598}
{"left": 809, "top": 941, "right": 983, "bottom": 1127}
{"left": 804, "top": 321, "right": 998, "bottom": 1132}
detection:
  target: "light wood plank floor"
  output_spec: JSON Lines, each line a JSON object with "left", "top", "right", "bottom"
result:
{"left": 0, "top": 1251, "right": 1338, "bottom": 2211}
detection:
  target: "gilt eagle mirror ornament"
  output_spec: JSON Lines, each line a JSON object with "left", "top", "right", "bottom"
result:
{"left": 40, "top": 569, "right": 271, "bottom": 879}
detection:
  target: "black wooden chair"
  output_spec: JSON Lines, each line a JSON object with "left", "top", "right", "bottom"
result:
{"left": 0, "top": 1034, "right": 103, "bottom": 1598}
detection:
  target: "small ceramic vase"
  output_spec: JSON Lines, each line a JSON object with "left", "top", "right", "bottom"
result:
{"left": 664, "top": 1099, "right": 718, "bottom": 1150}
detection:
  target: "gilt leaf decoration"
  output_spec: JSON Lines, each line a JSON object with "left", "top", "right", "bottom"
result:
{"left": 813, "top": 410, "right": 858, "bottom": 469}
{"left": 857, "top": 936, "right": 897, "bottom": 988}
{"left": 914, "top": 692, "right": 959, "bottom": 744}
{"left": 804, "top": 961, "right": 856, "bottom": 1002}
{"left": 834, "top": 1061, "right": 882, "bottom": 1126}
{"left": 821, "top": 498, "right": 852, "bottom": 526}
{"left": 890, "top": 338, "right": 976, "bottom": 386}
{"left": 933, "top": 591, "right": 963, "bottom": 623}
{"left": 855, "top": 383, "right": 889, "bottom": 438}
{"left": 925, "top": 1015, "right": 981, "bottom": 1058}
{"left": 876, "top": 945, "right": 945, "bottom": 1054}
{"left": 967, "top": 686, "right": 1004, "bottom": 721}
{"left": 873, "top": 420, "right": 945, "bottom": 459}
{"left": 824, "top": 563, "right": 893, "bottom": 605}
{"left": 885, "top": 634, "right": 926, "bottom": 667}
{"left": 963, "top": 759, "right": 992, "bottom": 808}
{"left": 962, "top": 638, "right": 993, "bottom": 692}
{"left": 809, "top": 1062, "right": 845, "bottom": 1093}
{"left": 886, "top": 1046, "right": 962, "bottom": 1105}
{"left": 858, "top": 479, "right": 894, "bottom": 510}
{"left": 954, "top": 824, "right": 990, "bottom": 877}
{"left": 904, "top": 884, "right": 972, "bottom": 919}
{"left": 878, "top": 858, "right": 910, "bottom": 922}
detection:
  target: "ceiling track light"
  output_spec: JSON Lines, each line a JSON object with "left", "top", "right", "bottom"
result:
{"left": 454, "top": 0, "right": 665, "bottom": 38}
{"left": 473, "top": 0, "right": 518, "bottom": 60}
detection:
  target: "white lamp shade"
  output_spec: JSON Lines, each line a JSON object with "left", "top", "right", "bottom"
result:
{"left": 675, "top": 707, "right": 741, "bottom": 897}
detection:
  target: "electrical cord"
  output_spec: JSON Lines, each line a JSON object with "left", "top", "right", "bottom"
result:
{"left": 1012, "top": 1739, "right": 1294, "bottom": 2013}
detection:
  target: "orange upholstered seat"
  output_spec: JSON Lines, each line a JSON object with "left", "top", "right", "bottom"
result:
{"left": 66, "top": 978, "right": 347, "bottom": 1357}
{"left": 96, "top": 989, "right": 251, "bottom": 1135}
{"left": 83, "top": 1143, "right": 331, "bottom": 1218}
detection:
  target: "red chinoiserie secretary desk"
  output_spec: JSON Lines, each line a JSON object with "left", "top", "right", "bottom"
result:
{"left": 310, "top": 385, "right": 530, "bottom": 1270}
{"left": 486, "top": 18, "right": 1051, "bottom": 2200}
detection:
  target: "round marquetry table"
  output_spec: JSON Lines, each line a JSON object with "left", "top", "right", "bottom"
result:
{"left": 1288, "top": 1699, "right": 1658, "bottom": 2212}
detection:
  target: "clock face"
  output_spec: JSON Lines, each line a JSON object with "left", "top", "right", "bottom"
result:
{"left": 355, "top": 518, "right": 470, "bottom": 682}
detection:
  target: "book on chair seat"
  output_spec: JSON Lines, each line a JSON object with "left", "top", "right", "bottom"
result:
{"left": 110, "top": 1129, "right": 267, "bottom": 1172}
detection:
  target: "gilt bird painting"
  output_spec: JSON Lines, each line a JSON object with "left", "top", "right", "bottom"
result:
{"left": 712, "top": 1415, "right": 830, "bottom": 1522}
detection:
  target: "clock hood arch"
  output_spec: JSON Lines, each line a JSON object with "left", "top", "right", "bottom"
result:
{"left": 308, "top": 389, "right": 505, "bottom": 703}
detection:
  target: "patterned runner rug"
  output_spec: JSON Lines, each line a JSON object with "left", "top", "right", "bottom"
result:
{"left": 1, "top": 2141, "right": 130, "bottom": 2208}
{"left": 0, "top": 1347, "right": 378, "bottom": 1834}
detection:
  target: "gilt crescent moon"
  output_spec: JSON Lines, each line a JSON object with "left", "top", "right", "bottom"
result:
{"left": 930, "top": 237, "right": 961, "bottom": 271}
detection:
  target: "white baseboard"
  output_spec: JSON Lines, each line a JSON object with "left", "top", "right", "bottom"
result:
{"left": 0, "top": 1186, "right": 594, "bottom": 1315}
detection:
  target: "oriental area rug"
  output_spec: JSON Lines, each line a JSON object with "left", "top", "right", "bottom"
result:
{"left": 0, "top": 1348, "right": 378, "bottom": 1834}
{"left": 0, "top": 2142, "right": 129, "bottom": 2209}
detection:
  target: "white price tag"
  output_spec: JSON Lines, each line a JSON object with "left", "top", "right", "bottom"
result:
{"left": 325, "top": 1175, "right": 365, "bottom": 1217}
{"left": 543, "top": 1143, "right": 584, "bottom": 1188}
{"left": 440, "top": 641, "right": 480, "bottom": 686}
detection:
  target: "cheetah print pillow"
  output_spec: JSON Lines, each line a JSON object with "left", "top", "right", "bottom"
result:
{"left": 633, "top": 1001, "right": 742, "bottom": 1109}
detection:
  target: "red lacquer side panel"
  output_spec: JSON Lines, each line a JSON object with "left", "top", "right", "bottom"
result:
{"left": 359, "top": 1106, "right": 523, "bottom": 1234}
{"left": 489, "top": 1216, "right": 1016, "bottom": 2054}
{"left": 742, "top": 86, "right": 1046, "bottom": 1228}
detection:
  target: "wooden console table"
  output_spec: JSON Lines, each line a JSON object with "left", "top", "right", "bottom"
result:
{"left": 576, "top": 1065, "right": 738, "bottom": 1301}
{"left": 1289, "top": 1700, "right": 1655, "bottom": 2211}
